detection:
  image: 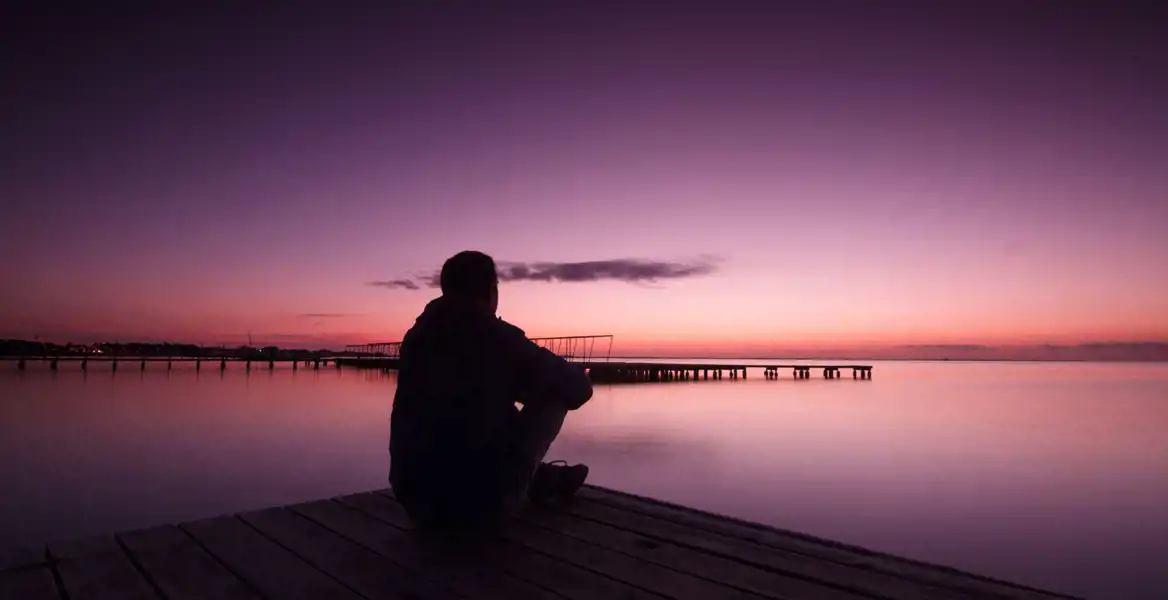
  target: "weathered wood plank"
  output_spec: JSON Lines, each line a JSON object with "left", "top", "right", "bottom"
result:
{"left": 293, "top": 497, "right": 560, "bottom": 600}
{"left": 0, "top": 566, "right": 61, "bottom": 600}
{"left": 505, "top": 517, "right": 765, "bottom": 600}
{"left": 180, "top": 515, "right": 360, "bottom": 600}
{"left": 48, "top": 535, "right": 157, "bottom": 600}
{"left": 578, "top": 487, "right": 1079, "bottom": 600}
{"left": 0, "top": 546, "right": 46, "bottom": 571}
{"left": 117, "top": 525, "right": 257, "bottom": 600}
{"left": 240, "top": 506, "right": 452, "bottom": 600}
{"left": 524, "top": 505, "right": 869, "bottom": 600}
{"left": 557, "top": 498, "right": 962, "bottom": 600}
{"left": 349, "top": 491, "right": 661, "bottom": 600}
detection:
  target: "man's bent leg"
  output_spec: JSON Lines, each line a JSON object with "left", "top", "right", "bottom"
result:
{"left": 499, "top": 399, "right": 568, "bottom": 510}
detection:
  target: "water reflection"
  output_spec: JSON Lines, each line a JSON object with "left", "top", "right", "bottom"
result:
{"left": 1, "top": 360, "right": 1166, "bottom": 599}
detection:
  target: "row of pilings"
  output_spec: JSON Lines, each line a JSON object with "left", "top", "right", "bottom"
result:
{"left": 587, "top": 364, "right": 747, "bottom": 383}
{"left": 13, "top": 358, "right": 338, "bottom": 372}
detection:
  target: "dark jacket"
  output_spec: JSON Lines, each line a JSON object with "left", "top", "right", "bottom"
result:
{"left": 389, "top": 297, "right": 592, "bottom": 515}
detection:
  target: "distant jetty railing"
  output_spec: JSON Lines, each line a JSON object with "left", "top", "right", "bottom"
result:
{"left": 345, "top": 335, "right": 614, "bottom": 364}
{"left": 344, "top": 341, "right": 401, "bottom": 357}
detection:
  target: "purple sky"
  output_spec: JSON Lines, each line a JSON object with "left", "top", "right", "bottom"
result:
{"left": 2, "top": 3, "right": 1165, "bottom": 356}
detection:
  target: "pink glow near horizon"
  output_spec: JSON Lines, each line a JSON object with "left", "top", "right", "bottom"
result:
{"left": 2, "top": 5, "right": 1165, "bottom": 357}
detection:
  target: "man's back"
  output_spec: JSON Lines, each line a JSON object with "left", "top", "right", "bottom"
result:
{"left": 390, "top": 297, "right": 526, "bottom": 474}
{"left": 389, "top": 293, "right": 592, "bottom": 528}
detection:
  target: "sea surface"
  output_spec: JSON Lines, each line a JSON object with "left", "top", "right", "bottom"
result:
{"left": 1, "top": 359, "right": 1165, "bottom": 600}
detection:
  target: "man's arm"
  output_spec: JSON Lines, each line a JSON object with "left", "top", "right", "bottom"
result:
{"left": 502, "top": 323, "right": 593, "bottom": 410}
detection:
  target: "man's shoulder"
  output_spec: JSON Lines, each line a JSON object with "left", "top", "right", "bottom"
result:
{"left": 490, "top": 317, "right": 529, "bottom": 344}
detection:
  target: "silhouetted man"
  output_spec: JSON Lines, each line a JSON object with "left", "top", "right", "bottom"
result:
{"left": 390, "top": 250, "right": 593, "bottom": 534}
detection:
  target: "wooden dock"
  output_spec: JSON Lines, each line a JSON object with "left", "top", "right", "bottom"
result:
{"left": 2, "top": 356, "right": 344, "bottom": 372}
{"left": 0, "top": 486, "right": 1080, "bottom": 600}
{"left": 333, "top": 358, "right": 874, "bottom": 383}
{"left": 342, "top": 336, "right": 874, "bottom": 382}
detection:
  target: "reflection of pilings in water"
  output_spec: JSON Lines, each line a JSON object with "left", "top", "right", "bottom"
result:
{"left": 761, "top": 366, "right": 872, "bottom": 380}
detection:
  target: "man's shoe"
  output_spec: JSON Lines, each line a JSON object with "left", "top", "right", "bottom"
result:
{"left": 528, "top": 460, "right": 589, "bottom": 504}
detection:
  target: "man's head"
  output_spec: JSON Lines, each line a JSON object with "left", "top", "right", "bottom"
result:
{"left": 439, "top": 250, "right": 499, "bottom": 315}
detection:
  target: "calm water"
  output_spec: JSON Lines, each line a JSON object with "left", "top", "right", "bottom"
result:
{"left": 2, "top": 360, "right": 1165, "bottom": 600}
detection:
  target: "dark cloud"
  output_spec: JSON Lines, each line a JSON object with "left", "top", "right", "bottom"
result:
{"left": 366, "top": 279, "right": 421, "bottom": 290}
{"left": 370, "top": 257, "right": 719, "bottom": 290}
{"left": 496, "top": 258, "right": 718, "bottom": 284}
{"left": 296, "top": 313, "right": 362, "bottom": 318}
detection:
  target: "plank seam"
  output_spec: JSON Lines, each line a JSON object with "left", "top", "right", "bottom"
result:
{"left": 233, "top": 514, "right": 372, "bottom": 600}
{"left": 282, "top": 499, "right": 478, "bottom": 597}
{"left": 582, "top": 487, "right": 1085, "bottom": 600}
{"left": 371, "top": 490, "right": 676, "bottom": 600}
{"left": 529, "top": 507, "right": 879, "bottom": 600}
{"left": 327, "top": 495, "right": 586, "bottom": 600}
{"left": 113, "top": 535, "right": 168, "bottom": 600}
{"left": 512, "top": 518, "right": 776, "bottom": 600}
{"left": 494, "top": 534, "right": 674, "bottom": 600}
{"left": 176, "top": 523, "right": 272, "bottom": 600}
{"left": 45, "top": 548, "right": 69, "bottom": 600}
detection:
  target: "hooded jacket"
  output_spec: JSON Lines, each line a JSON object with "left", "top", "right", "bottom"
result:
{"left": 389, "top": 296, "right": 592, "bottom": 507}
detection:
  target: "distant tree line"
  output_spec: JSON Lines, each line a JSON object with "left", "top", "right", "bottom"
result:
{"left": 0, "top": 339, "right": 338, "bottom": 360}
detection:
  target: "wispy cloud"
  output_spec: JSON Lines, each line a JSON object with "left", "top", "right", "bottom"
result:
{"left": 496, "top": 258, "right": 718, "bottom": 284}
{"left": 369, "top": 257, "right": 719, "bottom": 290}
{"left": 366, "top": 279, "right": 421, "bottom": 290}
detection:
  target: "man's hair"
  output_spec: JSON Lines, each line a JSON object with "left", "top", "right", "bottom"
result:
{"left": 439, "top": 250, "right": 498, "bottom": 300}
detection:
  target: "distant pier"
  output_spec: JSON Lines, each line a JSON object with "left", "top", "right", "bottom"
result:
{"left": 2, "top": 356, "right": 344, "bottom": 372}
{"left": 587, "top": 362, "right": 872, "bottom": 382}
{"left": 5, "top": 334, "right": 873, "bottom": 382}
{"left": 340, "top": 336, "right": 872, "bottom": 382}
